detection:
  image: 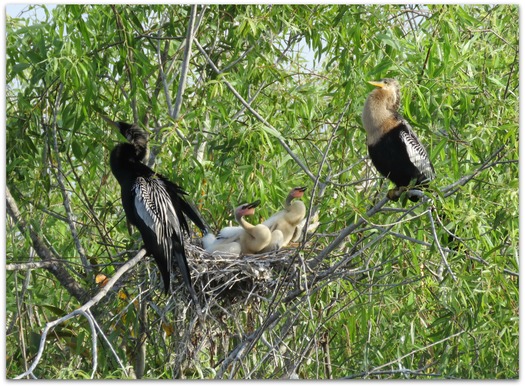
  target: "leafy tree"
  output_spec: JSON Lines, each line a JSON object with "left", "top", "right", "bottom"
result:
{"left": 6, "top": 4, "right": 518, "bottom": 379}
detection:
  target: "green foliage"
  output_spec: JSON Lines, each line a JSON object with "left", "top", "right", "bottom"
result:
{"left": 6, "top": 4, "right": 518, "bottom": 379}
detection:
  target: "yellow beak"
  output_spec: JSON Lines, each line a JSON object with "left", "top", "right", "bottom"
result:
{"left": 367, "top": 80, "right": 385, "bottom": 88}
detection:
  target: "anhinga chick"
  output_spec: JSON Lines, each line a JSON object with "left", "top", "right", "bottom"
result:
{"left": 362, "top": 78, "right": 435, "bottom": 201}
{"left": 108, "top": 120, "right": 207, "bottom": 308}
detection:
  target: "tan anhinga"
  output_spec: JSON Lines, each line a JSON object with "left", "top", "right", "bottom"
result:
{"left": 362, "top": 79, "right": 435, "bottom": 201}
{"left": 262, "top": 187, "right": 307, "bottom": 247}
{"left": 108, "top": 120, "right": 207, "bottom": 307}
{"left": 234, "top": 200, "right": 272, "bottom": 254}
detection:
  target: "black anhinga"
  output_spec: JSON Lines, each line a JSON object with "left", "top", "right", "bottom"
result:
{"left": 108, "top": 120, "right": 207, "bottom": 307}
{"left": 362, "top": 78, "right": 435, "bottom": 201}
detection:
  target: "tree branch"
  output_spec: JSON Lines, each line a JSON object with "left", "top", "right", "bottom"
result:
{"left": 6, "top": 186, "right": 89, "bottom": 304}
{"left": 13, "top": 248, "right": 147, "bottom": 379}
{"left": 171, "top": 5, "right": 198, "bottom": 120}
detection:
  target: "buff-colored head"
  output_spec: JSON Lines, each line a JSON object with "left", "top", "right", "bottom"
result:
{"left": 235, "top": 200, "right": 261, "bottom": 218}
{"left": 362, "top": 78, "right": 402, "bottom": 146}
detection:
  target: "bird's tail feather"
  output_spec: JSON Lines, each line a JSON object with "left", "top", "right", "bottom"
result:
{"left": 173, "top": 250, "right": 202, "bottom": 313}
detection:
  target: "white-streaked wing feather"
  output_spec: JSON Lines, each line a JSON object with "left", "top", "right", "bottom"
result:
{"left": 133, "top": 177, "right": 182, "bottom": 265}
{"left": 399, "top": 127, "right": 435, "bottom": 182}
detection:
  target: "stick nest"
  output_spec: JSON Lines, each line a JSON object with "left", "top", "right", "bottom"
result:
{"left": 186, "top": 242, "right": 302, "bottom": 305}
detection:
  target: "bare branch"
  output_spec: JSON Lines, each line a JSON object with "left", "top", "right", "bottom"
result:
{"left": 171, "top": 5, "right": 198, "bottom": 120}
{"left": 308, "top": 196, "right": 390, "bottom": 270}
{"left": 156, "top": 13, "right": 173, "bottom": 115}
{"left": 7, "top": 260, "right": 64, "bottom": 271}
{"left": 440, "top": 145, "right": 505, "bottom": 197}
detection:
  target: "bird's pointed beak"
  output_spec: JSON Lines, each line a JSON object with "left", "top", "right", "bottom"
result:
{"left": 100, "top": 114, "right": 118, "bottom": 128}
{"left": 368, "top": 80, "right": 385, "bottom": 88}
{"left": 101, "top": 115, "right": 119, "bottom": 129}
{"left": 247, "top": 200, "right": 261, "bottom": 209}
{"left": 292, "top": 187, "right": 307, "bottom": 198}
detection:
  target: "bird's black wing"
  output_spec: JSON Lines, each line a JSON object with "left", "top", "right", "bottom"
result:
{"left": 161, "top": 177, "right": 209, "bottom": 235}
{"left": 399, "top": 123, "right": 435, "bottom": 183}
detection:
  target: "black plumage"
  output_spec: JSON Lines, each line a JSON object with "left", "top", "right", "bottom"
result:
{"left": 362, "top": 78, "right": 435, "bottom": 201}
{"left": 109, "top": 120, "right": 207, "bottom": 306}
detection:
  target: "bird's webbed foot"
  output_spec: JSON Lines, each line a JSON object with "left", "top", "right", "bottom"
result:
{"left": 387, "top": 187, "right": 407, "bottom": 201}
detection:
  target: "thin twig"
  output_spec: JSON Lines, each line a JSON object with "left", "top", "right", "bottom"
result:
{"left": 308, "top": 196, "right": 390, "bottom": 270}
{"left": 6, "top": 260, "right": 64, "bottom": 271}
{"left": 365, "top": 329, "right": 466, "bottom": 376}
{"left": 156, "top": 13, "right": 173, "bottom": 115}
{"left": 427, "top": 206, "right": 457, "bottom": 281}
{"left": 439, "top": 145, "right": 505, "bottom": 197}
{"left": 49, "top": 84, "right": 91, "bottom": 275}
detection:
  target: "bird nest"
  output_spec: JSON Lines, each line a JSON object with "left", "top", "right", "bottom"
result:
{"left": 186, "top": 242, "right": 303, "bottom": 306}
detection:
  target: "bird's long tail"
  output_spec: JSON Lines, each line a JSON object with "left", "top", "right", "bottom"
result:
{"left": 173, "top": 250, "right": 202, "bottom": 314}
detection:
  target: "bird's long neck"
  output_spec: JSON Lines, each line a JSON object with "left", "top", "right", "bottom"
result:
{"left": 285, "top": 201, "right": 306, "bottom": 225}
{"left": 284, "top": 194, "right": 294, "bottom": 210}
{"left": 362, "top": 91, "right": 401, "bottom": 146}
{"left": 110, "top": 143, "right": 153, "bottom": 186}
{"left": 237, "top": 213, "right": 255, "bottom": 233}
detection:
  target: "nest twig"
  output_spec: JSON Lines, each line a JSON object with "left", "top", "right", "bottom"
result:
{"left": 186, "top": 243, "right": 300, "bottom": 306}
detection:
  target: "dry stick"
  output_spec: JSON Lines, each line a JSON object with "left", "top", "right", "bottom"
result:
{"left": 427, "top": 207, "right": 457, "bottom": 281}
{"left": 6, "top": 186, "right": 88, "bottom": 304}
{"left": 217, "top": 220, "right": 397, "bottom": 378}
{"left": 13, "top": 249, "right": 147, "bottom": 380}
{"left": 194, "top": 39, "right": 317, "bottom": 183}
{"left": 111, "top": 5, "right": 138, "bottom": 122}
{"left": 231, "top": 225, "right": 396, "bottom": 378}
{"left": 220, "top": 204, "right": 395, "bottom": 378}
{"left": 87, "top": 309, "right": 130, "bottom": 377}
{"left": 302, "top": 99, "right": 353, "bottom": 248}
{"left": 49, "top": 84, "right": 91, "bottom": 276}
{"left": 149, "top": 5, "right": 205, "bottom": 164}
{"left": 15, "top": 308, "right": 98, "bottom": 379}
{"left": 216, "top": 312, "right": 282, "bottom": 378}
{"left": 6, "top": 261, "right": 64, "bottom": 271}
{"left": 297, "top": 102, "right": 352, "bottom": 323}
{"left": 228, "top": 34, "right": 302, "bottom": 122}
{"left": 311, "top": 143, "right": 508, "bottom": 271}
{"left": 153, "top": 5, "right": 207, "bottom": 110}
